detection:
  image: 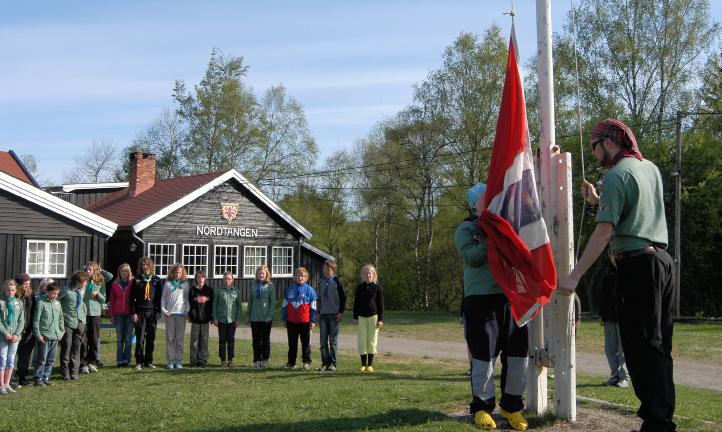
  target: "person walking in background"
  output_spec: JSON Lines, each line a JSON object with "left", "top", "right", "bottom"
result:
{"left": 599, "top": 266, "right": 628, "bottom": 388}
{"left": 32, "top": 282, "right": 64, "bottom": 387}
{"left": 109, "top": 263, "right": 134, "bottom": 367}
{"left": 188, "top": 271, "right": 213, "bottom": 368}
{"left": 130, "top": 257, "right": 163, "bottom": 371}
{"left": 0, "top": 280, "right": 24, "bottom": 395}
{"left": 212, "top": 271, "right": 242, "bottom": 368}
{"left": 353, "top": 265, "right": 384, "bottom": 374}
{"left": 281, "top": 267, "right": 317, "bottom": 370}
{"left": 559, "top": 119, "right": 675, "bottom": 431}
{"left": 80, "top": 261, "right": 111, "bottom": 373}
{"left": 14, "top": 273, "right": 36, "bottom": 387}
{"left": 316, "top": 259, "right": 345, "bottom": 372}
{"left": 161, "top": 264, "right": 190, "bottom": 370}
{"left": 248, "top": 265, "right": 275, "bottom": 370}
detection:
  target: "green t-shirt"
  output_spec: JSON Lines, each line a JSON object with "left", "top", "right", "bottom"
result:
{"left": 454, "top": 219, "right": 503, "bottom": 297}
{"left": 595, "top": 157, "right": 668, "bottom": 255}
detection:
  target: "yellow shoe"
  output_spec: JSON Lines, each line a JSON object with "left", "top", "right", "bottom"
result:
{"left": 360, "top": 366, "right": 367, "bottom": 372}
{"left": 500, "top": 409, "right": 528, "bottom": 431}
{"left": 366, "top": 366, "right": 374, "bottom": 373}
{"left": 473, "top": 410, "right": 496, "bottom": 429}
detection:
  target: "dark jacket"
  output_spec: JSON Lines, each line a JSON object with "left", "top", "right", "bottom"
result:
{"left": 20, "top": 293, "right": 37, "bottom": 336}
{"left": 129, "top": 275, "right": 163, "bottom": 314}
{"left": 353, "top": 282, "right": 384, "bottom": 321}
{"left": 189, "top": 283, "right": 214, "bottom": 324}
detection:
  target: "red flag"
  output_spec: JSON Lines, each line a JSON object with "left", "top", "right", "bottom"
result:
{"left": 478, "top": 25, "right": 557, "bottom": 326}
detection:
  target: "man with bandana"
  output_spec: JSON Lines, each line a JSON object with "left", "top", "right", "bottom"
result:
{"left": 559, "top": 119, "right": 675, "bottom": 432}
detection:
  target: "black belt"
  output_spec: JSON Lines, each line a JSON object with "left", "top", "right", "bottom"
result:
{"left": 615, "top": 245, "right": 665, "bottom": 262}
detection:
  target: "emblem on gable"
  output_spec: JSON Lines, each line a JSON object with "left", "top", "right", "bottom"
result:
{"left": 221, "top": 202, "right": 239, "bottom": 223}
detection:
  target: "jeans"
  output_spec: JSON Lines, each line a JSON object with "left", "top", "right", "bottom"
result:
{"left": 33, "top": 339, "right": 58, "bottom": 381}
{"left": 319, "top": 314, "right": 340, "bottom": 366}
{"left": 114, "top": 314, "right": 134, "bottom": 365}
{"left": 0, "top": 338, "right": 19, "bottom": 369}
{"left": 604, "top": 321, "right": 627, "bottom": 381}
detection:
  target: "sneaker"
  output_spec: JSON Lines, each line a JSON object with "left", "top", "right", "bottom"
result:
{"left": 220, "top": 361, "right": 227, "bottom": 368}
{"left": 474, "top": 410, "right": 496, "bottom": 429}
{"left": 366, "top": 366, "right": 374, "bottom": 373}
{"left": 500, "top": 409, "right": 528, "bottom": 431}
{"left": 317, "top": 364, "right": 327, "bottom": 372}
{"left": 327, "top": 364, "right": 337, "bottom": 372}
{"left": 0, "top": 387, "right": 7, "bottom": 395}
{"left": 135, "top": 364, "right": 142, "bottom": 371}
{"left": 176, "top": 362, "right": 183, "bottom": 369}
{"left": 253, "top": 361, "right": 260, "bottom": 369}
{"left": 145, "top": 364, "right": 156, "bottom": 369}
{"left": 227, "top": 361, "right": 235, "bottom": 368}
{"left": 360, "top": 366, "right": 367, "bottom": 372}
{"left": 302, "top": 362, "right": 311, "bottom": 370}
{"left": 34, "top": 379, "right": 45, "bottom": 387}
{"left": 62, "top": 375, "right": 71, "bottom": 381}
{"left": 70, "top": 375, "right": 78, "bottom": 381}
{"left": 603, "top": 376, "right": 619, "bottom": 386}
{"left": 616, "top": 379, "right": 629, "bottom": 388}
{"left": 166, "top": 363, "right": 174, "bottom": 370}
{"left": 42, "top": 379, "right": 52, "bottom": 386}
{"left": 80, "top": 366, "right": 90, "bottom": 374}
{"left": 5, "top": 386, "right": 16, "bottom": 394}
{"left": 284, "top": 363, "right": 296, "bottom": 369}
{"left": 96, "top": 359, "right": 104, "bottom": 368}
{"left": 88, "top": 364, "right": 98, "bottom": 373}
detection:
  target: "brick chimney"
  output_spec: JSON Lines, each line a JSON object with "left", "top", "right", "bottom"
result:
{"left": 128, "top": 152, "right": 156, "bottom": 197}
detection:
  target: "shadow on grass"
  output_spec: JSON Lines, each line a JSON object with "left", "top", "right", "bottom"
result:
{"left": 192, "top": 408, "right": 454, "bottom": 432}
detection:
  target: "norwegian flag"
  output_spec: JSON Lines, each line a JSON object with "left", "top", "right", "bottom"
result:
{"left": 478, "top": 24, "right": 557, "bottom": 326}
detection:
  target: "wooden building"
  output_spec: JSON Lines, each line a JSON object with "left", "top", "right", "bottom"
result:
{"left": 0, "top": 151, "right": 118, "bottom": 286}
{"left": 85, "top": 152, "right": 332, "bottom": 299}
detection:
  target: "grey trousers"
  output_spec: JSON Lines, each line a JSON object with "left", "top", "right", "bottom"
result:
{"left": 165, "top": 315, "right": 186, "bottom": 364}
{"left": 60, "top": 322, "right": 85, "bottom": 378}
{"left": 190, "top": 322, "right": 210, "bottom": 365}
{"left": 604, "top": 321, "right": 628, "bottom": 380}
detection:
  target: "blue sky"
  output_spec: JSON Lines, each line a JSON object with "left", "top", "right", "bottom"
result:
{"left": 1, "top": 1, "right": 720, "bottom": 185}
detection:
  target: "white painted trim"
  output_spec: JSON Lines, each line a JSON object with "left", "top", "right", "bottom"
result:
{"left": 132, "top": 170, "right": 312, "bottom": 239}
{"left": 0, "top": 171, "right": 117, "bottom": 236}
{"left": 300, "top": 241, "right": 334, "bottom": 261}
{"left": 62, "top": 182, "right": 129, "bottom": 192}
{"left": 180, "top": 243, "right": 209, "bottom": 278}
{"left": 147, "top": 242, "right": 177, "bottom": 279}
{"left": 242, "top": 245, "right": 267, "bottom": 279}
{"left": 271, "top": 246, "right": 294, "bottom": 278}
{"left": 212, "top": 244, "right": 240, "bottom": 279}
{"left": 25, "top": 239, "right": 68, "bottom": 278}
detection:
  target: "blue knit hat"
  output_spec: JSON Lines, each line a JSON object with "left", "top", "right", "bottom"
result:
{"left": 467, "top": 183, "right": 487, "bottom": 208}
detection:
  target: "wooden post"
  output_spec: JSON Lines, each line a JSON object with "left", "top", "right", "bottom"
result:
{"left": 674, "top": 111, "right": 682, "bottom": 318}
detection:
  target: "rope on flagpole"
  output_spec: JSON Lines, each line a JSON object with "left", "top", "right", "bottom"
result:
{"left": 570, "top": 0, "right": 587, "bottom": 263}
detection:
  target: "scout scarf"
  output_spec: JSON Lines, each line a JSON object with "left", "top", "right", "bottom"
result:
{"left": 1, "top": 295, "right": 14, "bottom": 325}
{"left": 170, "top": 279, "right": 182, "bottom": 293}
{"left": 143, "top": 275, "right": 152, "bottom": 300}
{"left": 73, "top": 289, "right": 82, "bottom": 315}
{"left": 255, "top": 281, "right": 267, "bottom": 299}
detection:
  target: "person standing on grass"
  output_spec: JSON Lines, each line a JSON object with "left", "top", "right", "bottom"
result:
{"left": 59, "top": 271, "right": 88, "bottom": 381}
{"left": 248, "top": 265, "right": 275, "bottom": 370}
{"left": 353, "top": 265, "right": 384, "bottom": 374}
{"left": 32, "top": 282, "right": 64, "bottom": 387}
{"left": 80, "top": 261, "right": 111, "bottom": 374}
{"left": 455, "top": 183, "right": 529, "bottom": 431}
{"left": 109, "top": 263, "right": 134, "bottom": 367}
{"left": 0, "top": 280, "right": 24, "bottom": 395}
{"left": 559, "top": 119, "right": 675, "bottom": 432}
{"left": 188, "top": 271, "right": 213, "bottom": 368}
{"left": 281, "top": 267, "right": 317, "bottom": 370}
{"left": 212, "top": 271, "right": 242, "bottom": 368}
{"left": 14, "top": 273, "right": 36, "bottom": 387}
{"left": 316, "top": 259, "right": 345, "bottom": 372}
{"left": 598, "top": 266, "right": 628, "bottom": 388}
{"left": 130, "top": 257, "right": 163, "bottom": 371}
{"left": 161, "top": 264, "right": 190, "bottom": 370}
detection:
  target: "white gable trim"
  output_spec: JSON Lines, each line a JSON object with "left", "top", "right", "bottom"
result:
{"left": 0, "top": 171, "right": 118, "bottom": 236}
{"left": 301, "top": 241, "right": 334, "bottom": 261}
{"left": 62, "top": 182, "right": 129, "bottom": 192}
{"left": 132, "top": 170, "right": 312, "bottom": 239}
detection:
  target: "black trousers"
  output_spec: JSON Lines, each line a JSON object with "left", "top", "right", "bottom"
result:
{"left": 218, "top": 322, "right": 237, "bottom": 361}
{"left": 81, "top": 315, "right": 101, "bottom": 366}
{"left": 134, "top": 310, "right": 157, "bottom": 366}
{"left": 464, "top": 294, "right": 528, "bottom": 415}
{"left": 616, "top": 250, "right": 676, "bottom": 432}
{"left": 251, "top": 321, "right": 272, "bottom": 362}
{"left": 286, "top": 322, "right": 311, "bottom": 365}
{"left": 60, "top": 322, "right": 86, "bottom": 378}
{"left": 16, "top": 330, "right": 36, "bottom": 381}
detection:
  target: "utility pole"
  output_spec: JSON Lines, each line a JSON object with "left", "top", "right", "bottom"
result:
{"left": 674, "top": 111, "right": 683, "bottom": 318}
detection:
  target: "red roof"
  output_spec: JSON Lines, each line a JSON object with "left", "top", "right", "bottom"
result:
{"left": 0, "top": 151, "right": 37, "bottom": 186}
{"left": 87, "top": 171, "right": 226, "bottom": 227}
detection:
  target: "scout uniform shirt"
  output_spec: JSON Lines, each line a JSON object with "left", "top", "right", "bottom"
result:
{"left": 33, "top": 296, "right": 65, "bottom": 340}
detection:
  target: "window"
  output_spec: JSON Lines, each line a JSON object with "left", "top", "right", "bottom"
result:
{"left": 243, "top": 246, "right": 267, "bottom": 278}
{"left": 182, "top": 244, "right": 208, "bottom": 277}
{"left": 214, "top": 245, "right": 239, "bottom": 278}
{"left": 148, "top": 243, "right": 176, "bottom": 278}
{"left": 26, "top": 240, "right": 67, "bottom": 278}
{"left": 272, "top": 246, "right": 293, "bottom": 277}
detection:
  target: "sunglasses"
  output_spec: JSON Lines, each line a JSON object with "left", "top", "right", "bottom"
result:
{"left": 590, "top": 138, "right": 605, "bottom": 151}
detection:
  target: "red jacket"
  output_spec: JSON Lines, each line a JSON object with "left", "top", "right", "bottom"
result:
{"left": 109, "top": 280, "right": 132, "bottom": 316}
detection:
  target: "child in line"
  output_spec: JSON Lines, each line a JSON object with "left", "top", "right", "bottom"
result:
{"left": 212, "top": 272, "right": 242, "bottom": 368}
{"left": 317, "top": 259, "right": 346, "bottom": 372}
{"left": 14, "top": 273, "right": 36, "bottom": 387}
{"left": 0, "top": 280, "right": 24, "bottom": 394}
{"left": 189, "top": 271, "right": 213, "bottom": 368}
{"left": 130, "top": 257, "right": 163, "bottom": 370}
{"left": 81, "top": 261, "right": 111, "bottom": 373}
{"left": 109, "top": 263, "right": 134, "bottom": 367}
{"left": 59, "top": 271, "right": 88, "bottom": 381}
{"left": 32, "top": 282, "right": 64, "bottom": 386}
{"left": 281, "top": 267, "right": 317, "bottom": 370}
{"left": 248, "top": 265, "right": 276, "bottom": 369}
{"left": 161, "top": 264, "right": 190, "bottom": 369}
{"left": 353, "top": 265, "right": 384, "bottom": 373}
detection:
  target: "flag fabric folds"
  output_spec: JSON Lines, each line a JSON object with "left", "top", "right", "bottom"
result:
{"left": 478, "top": 24, "right": 557, "bottom": 326}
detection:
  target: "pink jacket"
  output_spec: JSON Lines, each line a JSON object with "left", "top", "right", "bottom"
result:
{"left": 109, "top": 280, "right": 132, "bottom": 316}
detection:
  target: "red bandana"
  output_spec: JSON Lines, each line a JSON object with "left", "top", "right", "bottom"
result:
{"left": 591, "top": 118, "right": 643, "bottom": 165}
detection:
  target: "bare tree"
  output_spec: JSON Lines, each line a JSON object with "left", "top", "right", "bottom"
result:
{"left": 63, "top": 139, "right": 119, "bottom": 184}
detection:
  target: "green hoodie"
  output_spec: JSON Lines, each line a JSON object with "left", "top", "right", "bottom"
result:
{"left": 454, "top": 218, "right": 502, "bottom": 297}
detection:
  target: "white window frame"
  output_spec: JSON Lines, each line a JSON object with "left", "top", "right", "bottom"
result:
{"left": 271, "top": 246, "right": 294, "bottom": 278}
{"left": 26, "top": 240, "right": 67, "bottom": 278}
{"left": 148, "top": 243, "right": 176, "bottom": 278}
{"left": 243, "top": 245, "right": 267, "bottom": 279}
{"left": 181, "top": 244, "right": 208, "bottom": 277}
{"left": 213, "top": 244, "right": 239, "bottom": 279}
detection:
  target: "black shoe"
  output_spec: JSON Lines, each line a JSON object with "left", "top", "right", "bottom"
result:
{"left": 34, "top": 379, "right": 45, "bottom": 387}
{"left": 18, "top": 378, "right": 30, "bottom": 387}
{"left": 96, "top": 360, "right": 104, "bottom": 368}
{"left": 42, "top": 379, "right": 52, "bottom": 386}
{"left": 70, "top": 375, "right": 78, "bottom": 380}
{"left": 62, "top": 375, "right": 71, "bottom": 381}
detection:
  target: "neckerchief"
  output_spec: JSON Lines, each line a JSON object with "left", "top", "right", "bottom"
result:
{"left": 1, "top": 295, "right": 14, "bottom": 325}
{"left": 143, "top": 274, "right": 152, "bottom": 301}
{"left": 170, "top": 279, "right": 182, "bottom": 293}
{"left": 255, "top": 281, "right": 267, "bottom": 299}
{"left": 74, "top": 289, "right": 82, "bottom": 315}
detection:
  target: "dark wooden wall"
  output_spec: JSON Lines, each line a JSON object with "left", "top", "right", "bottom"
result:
{"left": 51, "top": 189, "right": 123, "bottom": 208}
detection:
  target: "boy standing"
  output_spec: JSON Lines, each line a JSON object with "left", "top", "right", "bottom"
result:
{"left": 281, "top": 267, "right": 317, "bottom": 369}
{"left": 130, "top": 257, "right": 163, "bottom": 370}
{"left": 33, "top": 283, "right": 64, "bottom": 386}
{"left": 316, "top": 260, "right": 345, "bottom": 371}
{"left": 58, "top": 272, "right": 89, "bottom": 381}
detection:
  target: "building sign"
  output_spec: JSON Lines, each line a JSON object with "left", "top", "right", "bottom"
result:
{"left": 196, "top": 226, "right": 259, "bottom": 237}
{"left": 221, "top": 202, "right": 239, "bottom": 223}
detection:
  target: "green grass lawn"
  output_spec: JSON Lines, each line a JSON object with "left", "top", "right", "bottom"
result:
{"left": 3, "top": 329, "right": 720, "bottom": 431}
